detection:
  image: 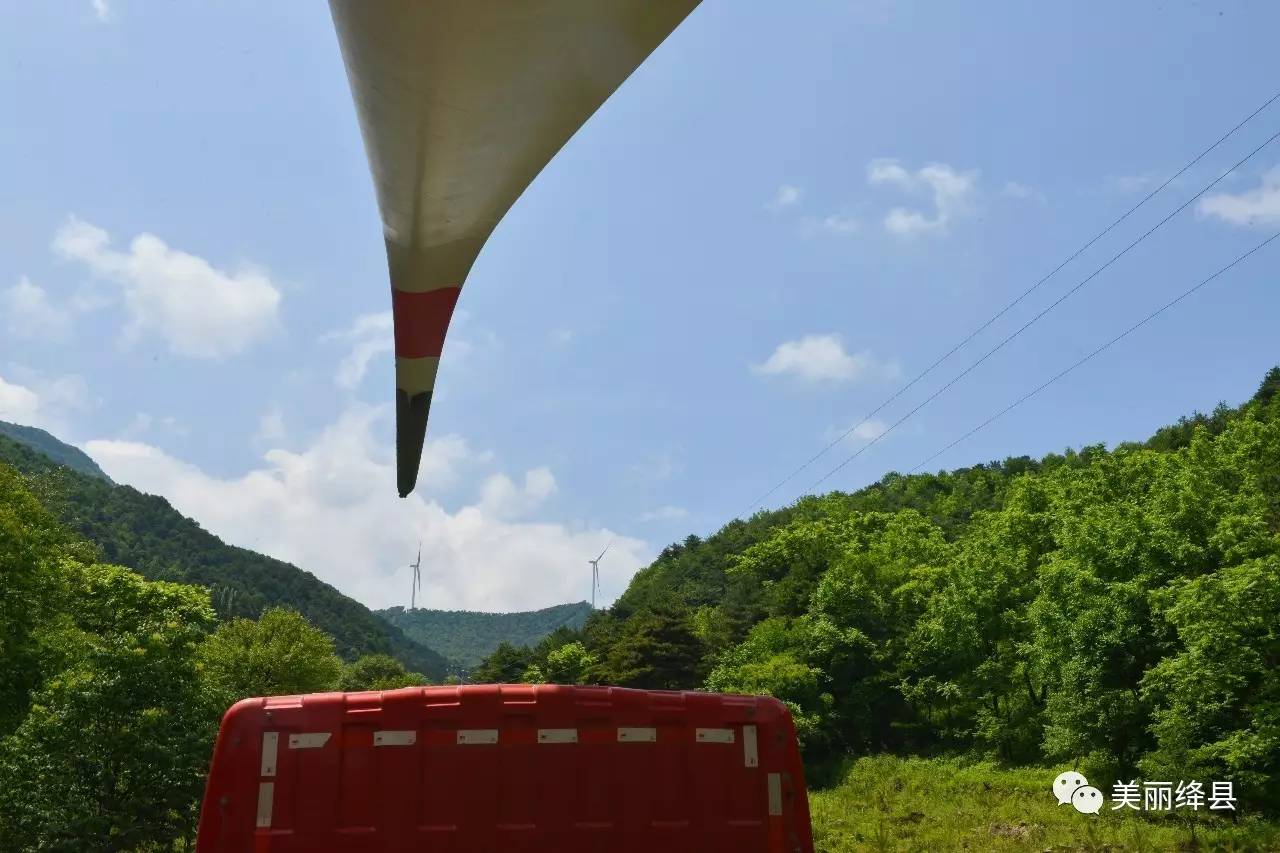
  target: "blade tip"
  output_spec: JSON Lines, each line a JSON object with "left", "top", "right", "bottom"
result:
{"left": 395, "top": 388, "right": 432, "bottom": 498}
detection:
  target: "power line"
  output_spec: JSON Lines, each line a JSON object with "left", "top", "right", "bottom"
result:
{"left": 743, "top": 88, "right": 1280, "bottom": 515}
{"left": 801, "top": 124, "right": 1280, "bottom": 496}
{"left": 909, "top": 229, "right": 1280, "bottom": 474}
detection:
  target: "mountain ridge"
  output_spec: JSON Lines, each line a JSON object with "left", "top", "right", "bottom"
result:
{"left": 0, "top": 421, "right": 112, "bottom": 482}
{"left": 378, "top": 601, "right": 593, "bottom": 669}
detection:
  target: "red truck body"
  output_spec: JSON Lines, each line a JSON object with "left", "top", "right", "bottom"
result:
{"left": 196, "top": 684, "right": 813, "bottom": 853}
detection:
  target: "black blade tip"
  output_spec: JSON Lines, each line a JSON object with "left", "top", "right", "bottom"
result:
{"left": 396, "top": 389, "right": 432, "bottom": 498}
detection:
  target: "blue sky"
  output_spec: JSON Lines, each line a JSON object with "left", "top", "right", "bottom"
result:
{"left": 3, "top": 0, "right": 1278, "bottom": 612}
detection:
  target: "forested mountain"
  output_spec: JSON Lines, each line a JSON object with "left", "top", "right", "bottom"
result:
{"left": 378, "top": 601, "right": 592, "bottom": 668}
{"left": 476, "top": 366, "right": 1280, "bottom": 809}
{"left": 0, "top": 465, "right": 432, "bottom": 849}
{"left": 0, "top": 432, "right": 449, "bottom": 679}
{"left": 4, "top": 368, "right": 1279, "bottom": 846}
{"left": 0, "top": 420, "right": 111, "bottom": 482}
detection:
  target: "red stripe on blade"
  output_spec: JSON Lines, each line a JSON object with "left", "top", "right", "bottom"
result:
{"left": 392, "top": 287, "right": 461, "bottom": 359}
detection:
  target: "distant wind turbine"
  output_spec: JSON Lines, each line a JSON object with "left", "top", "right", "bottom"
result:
{"left": 409, "top": 542, "right": 422, "bottom": 610}
{"left": 588, "top": 541, "right": 611, "bottom": 610}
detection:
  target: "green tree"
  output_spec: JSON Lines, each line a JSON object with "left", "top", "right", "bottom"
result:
{"left": 705, "top": 617, "right": 833, "bottom": 749}
{"left": 471, "top": 641, "right": 534, "bottom": 683}
{"left": 540, "top": 642, "right": 597, "bottom": 684}
{"left": 726, "top": 519, "right": 855, "bottom": 620}
{"left": 339, "top": 654, "right": 429, "bottom": 691}
{"left": 592, "top": 607, "right": 706, "bottom": 689}
{"left": 0, "top": 562, "right": 218, "bottom": 852}
{"left": 520, "top": 663, "right": 548, "bottom": 683}
{"left": 1141, "top": 556, "right": 1280, "bottom": 803}
{"left": 532, "top": 624, "right": 581, "bottom": 659}
{"left": 197, "top": 607, "right": 343, "bottom": 706}
{"left": 803, "top": 511, "right": 951, "bottom": 753}
{"left": 902, "top": 474, "right": 1058, "bottom": 764}
{"left": 0, "top": 465, "right": 95, "bottom": 736}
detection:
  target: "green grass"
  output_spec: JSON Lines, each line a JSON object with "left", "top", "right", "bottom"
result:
{"left": 808, "top": 756, "right": 1280, "bottom": 853}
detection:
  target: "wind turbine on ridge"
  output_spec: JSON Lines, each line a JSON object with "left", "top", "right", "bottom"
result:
{"left": 409, "top": 542, "right": 422, "bottom": 610}
{"left": 588, "top": 541, "right": 611, "bottom": 610}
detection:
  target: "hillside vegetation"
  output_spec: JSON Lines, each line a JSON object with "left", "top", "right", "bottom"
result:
{"left": 0, "top": 432, "right": 449, "bottom": 679}
{"left": 379, "top": 601, "right": 592, "bottom": 668}
{"left": 0, "top": 420, "right": 111, "bottom": 482}
{"left": 0, "top": 460, "right": 433, "bottom": 849}
{"left": 3, "top": 367, "right": 1278, "bottom": 849}
{"left": 477, "top": 367, "right": 1280, "bottom": 823}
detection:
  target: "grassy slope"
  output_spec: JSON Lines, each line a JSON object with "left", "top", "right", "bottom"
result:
{"left": 378, "top": 602, "right": 593, "bottom": 668}
{"left": 0, "top": 434, "right": 450, "bottom": 679}
{"left": 810, "top": 757, "right": 1279, "bottom": 853}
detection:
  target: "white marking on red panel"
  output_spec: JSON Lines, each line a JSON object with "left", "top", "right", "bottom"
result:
{"left": 743, "top": 724, "right": 759, "bottom": 767}
{"left": 288, "top": 732, "right": 331, "bottom": 749}
{"left": 256, "top": 782, "right": 275, "bottom": 828}
{"left": 695, "top": 728, "right": 735, "bottom": 744}
{"left": 537, "top": 728, "right": 578, "bottom": 743}
{"left": 374, "top": 730, "right": 417, "bottom": 746}
{"left": 260, "top": 732, "right": 278, "bottom": 777}
{"left": 766, "top": 773, "right": 783, "bottom": 816}
{"left": 456, "top": 729, "right": 499, "bottom": 745}
{"left": 617, "top": 727, "right": 656, "bottom": 742}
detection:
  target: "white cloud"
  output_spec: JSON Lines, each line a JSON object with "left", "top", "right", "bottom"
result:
{"left": 1198, "top": 167, "right": 1280, "bottom": 227}
{"left": 851, "top": 420, "right": 888, "bottom": 440}
{"left": 1110, "top": 173, "right": 1162, "bottom": 194}
{"left": 2, "top": 277, "right": 72, "bottom": 340}
{"left": 478, "top": 467, "right": 557, "bottom": 518}
{"left": 0, "top": 376, "right": 42, "bottom": 426}
{"left": 769, "top": 184, "right": 803, "bottom": 209}
{"left": 419, "top": 434, "right": 493, "bottom": 490}
{"left": 84, "top": 405, "right": 646, "bottom": 611}
{"left": 798, "top": 212, "right": 862, "bottom": 238}
{"left": 867, "top": 159, "right": 978, "bottom": 236}
{"left": 753, "top": 334, "right": 898, "bottom": 385}
{"left": 91, "top": 0, "right": 109, "bottom": 21}
{"left": 121, "top": 412, "right": 153, "bottom": 437}
{"left": 550, "top": 328, "right": 574, "bottom": 347}
{"left": 0, "top": 370, "right": 90, "bottom": 434}
{"left": 824, "top": 419, "right": 889, "bottom": 445}
{"left": 629, "top": 447, "right": 683, "bottom": 483}
{"left": 117, "top": 412, "right": 189, "bottom": 440}
{"left": 820, "top": 213, "right": 859, "bottom": 234}
{"left": 326, "top": 311, "right": 394, "bottom": 389}
{"left": 638, "top": 505, "right": 689, "bottom": 523}
{"left": 39, "top": 374, "right": 90, "bottom": 414}
{"left": 255, "top": 407, "right": 287, "bottom": 444}
{"left": 1000, "top": 181, "right": 1042, "bottom": 202}
{"left": 52, "top": 216, "right": 282, "bottom": 359}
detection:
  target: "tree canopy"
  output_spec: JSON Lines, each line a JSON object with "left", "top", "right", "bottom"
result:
{"left": 474, "top": 368, "right": 1280, "bottom": 809}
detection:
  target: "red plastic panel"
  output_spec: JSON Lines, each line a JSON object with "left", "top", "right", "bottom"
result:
{"left": 196, "top": 685, "right": 814, "bottom": 853}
